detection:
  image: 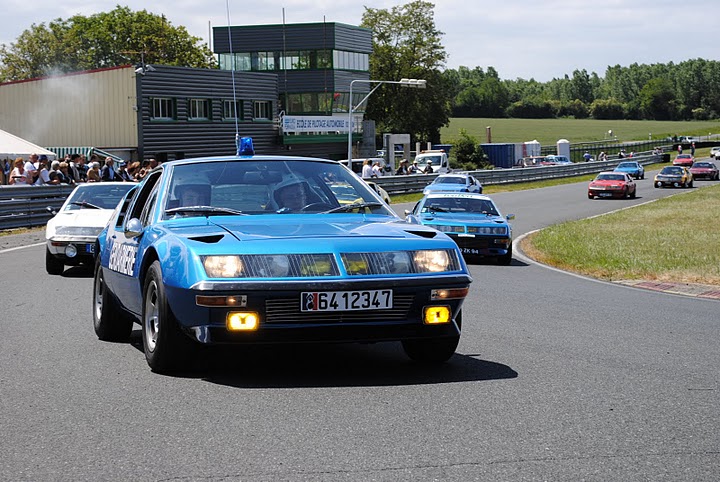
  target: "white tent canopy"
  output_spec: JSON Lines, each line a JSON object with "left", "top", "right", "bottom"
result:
{"left": 0, "top": 128, "right": 57, "bottom": 161}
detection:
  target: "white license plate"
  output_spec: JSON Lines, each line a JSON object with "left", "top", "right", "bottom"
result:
{"left": 301, "top": 289, "right": 393, "bottom": 312}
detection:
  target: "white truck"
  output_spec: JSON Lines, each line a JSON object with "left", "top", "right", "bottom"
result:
{"left": 413, "top": 150, "right": 451, "bottom": 174}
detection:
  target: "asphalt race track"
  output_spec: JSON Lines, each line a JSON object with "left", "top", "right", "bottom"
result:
{"left": 1, "top": 170, "right": 718, "bottom": 481}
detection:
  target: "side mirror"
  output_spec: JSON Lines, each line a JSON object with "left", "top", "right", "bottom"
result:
{"left": 46, "top": 206, "right": 57, "bottom": 216}
{"left": 404, "top": 209, "right": 411, "bottom": 216}
{"left": 124, "top": 218, "right": 144, "bottom": 238}
{"left": 506, "top": 214, "right": 516, "bottom": 221}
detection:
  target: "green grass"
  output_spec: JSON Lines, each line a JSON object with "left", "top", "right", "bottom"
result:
{"left": 441, "top": 118, "right": 720, "bottom": 145}
{"left": 521, "top": 183, "right": 720, "bottom": 286}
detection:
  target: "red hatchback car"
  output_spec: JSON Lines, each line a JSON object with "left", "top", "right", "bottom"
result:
{"left": 673, "top": 154, "right": 694, "bottom": 167}
{"left": 689, "top": 161, "right": 719, "bottom": 180}
{"left": 588, "top": 171, "right": 637, "bottom": 199}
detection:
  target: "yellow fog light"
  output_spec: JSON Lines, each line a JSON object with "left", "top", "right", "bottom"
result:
{"left": 424, "top": 306, "right": 451, "bottom": 325}
{"left": 226, "top": 312, "right": 259, "bottom": 331}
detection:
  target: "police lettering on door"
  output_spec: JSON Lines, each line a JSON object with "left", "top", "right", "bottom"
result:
{"left": 109, "top": 242, "right": 138, "bottom": 275}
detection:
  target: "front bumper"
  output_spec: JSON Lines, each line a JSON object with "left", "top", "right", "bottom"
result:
{"left": 46, "top": 238, "right": 97, "bottom": 264}
{"left": 166, "top": 275, "right": 471, "bottom": 345}
{"left": 588, "top": 188, "right": 625, "bottom": 198}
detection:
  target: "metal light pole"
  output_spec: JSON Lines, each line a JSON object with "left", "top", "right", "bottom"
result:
{"left": 347, "top": 78, "right": 427, "bottom": 163}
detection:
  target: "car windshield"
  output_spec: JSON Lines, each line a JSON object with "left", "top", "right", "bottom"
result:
{"left": 63, "top": 184, "right": 135, "bottom": 211}
{"left": 596, "top": 174, "right": 626, "bottom": 181}
{"left": 434, "top": 176, "right": 464, "bottom": 185}
{"left": 661, "top": 167, "right": 683, "bottom": 174}
{"left": 617, "top": 162, "right": 637, "bottom": 168}
{"left": 164, "top": 159, "right": 393, "bottom": 216}
{"left": 692, "top": 163, "right": 711, "bottom": 168}
{"left": 422, "top": 197, "right": 498, "bottom": 215}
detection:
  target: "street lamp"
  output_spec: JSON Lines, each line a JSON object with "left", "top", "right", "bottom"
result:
{"left": 347, "top": 78, "right": 427, "bottom": 163}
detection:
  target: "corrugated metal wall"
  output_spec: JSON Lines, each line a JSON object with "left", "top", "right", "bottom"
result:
{"left": 138, "top": 65, "right": 279, "bottom": 159}
{"left": 0, "top": 66, "right": 137, "bottom": 149}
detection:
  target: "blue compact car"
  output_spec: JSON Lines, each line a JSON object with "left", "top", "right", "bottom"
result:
{"left": 405, "top": 193, "right": 515, "bottom": 265}
{"left": 614, "top": 161, "right": 645, "bottom": 179}
{"left": 92, "top": 140, "right": 472, "bottom": 373}
{"left": 423, "top": 173, "right": 483, "bottom": 195}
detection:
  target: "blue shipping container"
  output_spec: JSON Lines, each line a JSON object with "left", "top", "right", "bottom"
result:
{"left": 481, "top": 143, "right": 515, "bottom": 169}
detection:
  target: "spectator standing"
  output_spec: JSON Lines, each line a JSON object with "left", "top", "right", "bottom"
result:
{"left": 361, "top": 159, "right": 373, "bottom": 179}
{"left": 422, "top": 160, "right": 434, "bottom": 174}
{"left": 371, "top": 161, "right": 382, "bottom": 178}
{"left": 395, "top": 159, "right": 410, "bottom": 175}
{"left": 75, "top": 154, "right": 88, "bottom": 182}
{"left": 583, "top": 151, "right": 592, "bottom": 162}
{"left": 100, "top": 157, "right": 120, "bottom": 181}
{"left": 33, "top": 156, "right": 53, "bottom": 185}
{"left": 8, "top": 158, "right": 29, "bottom": 185}
{"left": 691, "top": 142, "right": 696, "bottom": 156}
{"left": 2, "top": 158, "right": 11, "bottom": 184}
{"left": 24, "top": 153, "right": 39, "bottom": 184}
{"left": 116, "top": 162, "right": 134, "bottom": 182}
{"left": 677, "top": 144, "right": 682, "bottom": 155}
{"left": 409, "top": 160, "right": 419, "bottom": 174}
{"left": 87, "top": 162, "right": 101, "bottom": 182}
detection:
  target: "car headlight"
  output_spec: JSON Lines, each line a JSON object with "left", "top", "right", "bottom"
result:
{"left": 434, "top": 225, "right": 465, "bottom": 233}
{"left": 468, "top": 226, "right": 507, "bottom": 235}
{"left": 413, "top": 250, "right": 451, "bottom": 272}
{"left": 203, "top": 256, "right": 243, "bottom": 278}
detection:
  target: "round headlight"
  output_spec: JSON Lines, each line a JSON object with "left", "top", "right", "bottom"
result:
{"left": 65, "top": 244, "right": 78, "bottom": 258}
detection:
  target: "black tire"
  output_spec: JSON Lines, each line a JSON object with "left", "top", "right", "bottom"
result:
{"left": 689, "top": 180, "right": 693, "bottom": 188}
{"left": 630, "top": 186, "right": 637, "bottom": 199}
{"left": 588, "top": 194, "right": 594, "bottom": 199}
{"left": 402, "top": 311, "right": 461, "bottom": 363}
{"left": 142, "top": 261, "right": 195, "bottom": 373}
{"left": 45, "top": 247, "right": 64, "bottom": 275}
{"left": 93, "top": 260, "right": 133, "bottom": 341}
{"left": 497, "top": 245, "right": 513, "bottom": 265}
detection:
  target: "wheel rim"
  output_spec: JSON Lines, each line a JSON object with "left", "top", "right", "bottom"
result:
{"left": 94, "top": 270, "right": 104, "bottom": 321}
{"left": 144, "top": 279, "right": 160, "bottom": 352}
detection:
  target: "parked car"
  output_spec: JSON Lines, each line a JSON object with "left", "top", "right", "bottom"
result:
{"left": 654, "top": 166, "right": 693, "bottom": 188}
{"left": 709, "top": 146, "right": 720, "bottom": 159}
{"left": 519, "top": 156, "right": 547, "bottom": 167}
{"left": 92, "top": 139, "right": 472, "bottom": 372}
{"left": 587, "top": 172, "right": 637, "bottom": 199}
{"left": 423, "top": 173, "right": 483, "bottom": 195}
{"left": 689, "top": 161, "right": 719, "bottom": 181}
{"left": 45, "top": 182, "right": 136, "bottom": 275}
{"left": 672, "top": 154, "right": 694, "bottom": 167}
{"left": 614, "top": 161, "right": 645, "bottom": 179}
{"left": 405, "top": 193, "right": 515, "bottom": 265}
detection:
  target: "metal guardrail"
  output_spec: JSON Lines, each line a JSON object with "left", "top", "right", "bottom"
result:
{"left": 0, "top": 152, "right": 663, "bottom": 231}
{"left": 373, "top": 152, "right": 664, "bottom": 195}
{"left": 0, "top": 185, "right": 76, "bottom": 231}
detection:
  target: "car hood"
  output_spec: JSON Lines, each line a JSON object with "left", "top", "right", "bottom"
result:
{"left": 159, "top": 215, "right": 452, "bottom": 252}
{"left": 49, "top": 209, "right": 115, "bottom": 228}
{"left": 419, "top": 212, "right": 506, "bottom": 225}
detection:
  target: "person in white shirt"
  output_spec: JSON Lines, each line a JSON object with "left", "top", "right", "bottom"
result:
{"left": 9, "top": 158, "right": 29, "bottom": 185}
{"left": 371, "top": 161, "right": 382, "bottom": 178}
{"left": 361, "top": 159, "right": 373, "bottom": 179}
{"left": 24, "top": 153, "right": 39, "bottom": 184}
{"left": 33, "top": 156, "right": 53, "bottom": 185}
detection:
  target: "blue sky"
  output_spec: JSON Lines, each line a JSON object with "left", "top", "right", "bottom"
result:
{"left": 2, "top": 0, "right": 716, "bottom": 82}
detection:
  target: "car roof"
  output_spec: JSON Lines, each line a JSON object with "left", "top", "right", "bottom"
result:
{"left": 161, "top": 154, "right": 340, "bottom": 168}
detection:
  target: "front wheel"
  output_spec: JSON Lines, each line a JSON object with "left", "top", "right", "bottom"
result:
{"left": 46, "top": 247, "right": 64, "bottom": 275}
{"left": 402, "top": 311, "right": 461, "bottom": 363}
{"left": 93, "top": 261, "right": 133, "bottom": 341}
{"left": 497, "top": 245, "right": 513, "bottom": 265}
{"left": 142, "top": 261, "right": 195, "bottom": 373}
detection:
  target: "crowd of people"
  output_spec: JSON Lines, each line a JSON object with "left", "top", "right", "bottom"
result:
{"left": 1, "top": 153, "right": 159, "bottom": 186}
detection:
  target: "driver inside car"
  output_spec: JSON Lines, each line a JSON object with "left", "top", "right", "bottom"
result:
{"left": 274, "top": 179, "right": 311, "bottom": 212}
{"left": 176, "top": 184, "right": 211, "bottom": 207}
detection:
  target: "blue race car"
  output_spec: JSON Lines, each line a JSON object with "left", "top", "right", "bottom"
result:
{"left": 422, "top": 173, "right": 483, "bottom": 195}
{"left": 614, "top": 160, "right": 645, "bottom": 179}
{"left": 92, "top": 139, "right": 472, "bottom": 373}
{"left": 405, "top": 193, "right": 515, "bottom": 265}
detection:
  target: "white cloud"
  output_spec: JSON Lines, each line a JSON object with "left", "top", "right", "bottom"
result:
{"left": 1, "top": 0, "right": 716, "bottom": 82}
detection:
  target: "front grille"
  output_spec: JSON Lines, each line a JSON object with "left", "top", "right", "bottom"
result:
{"left": 265, "top": 294, "right": 415, "bottom": 324}
{"left": 449, "top": 234, "right": 493, "bottom": 249}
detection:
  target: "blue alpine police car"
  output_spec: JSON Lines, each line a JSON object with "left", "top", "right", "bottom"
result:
{"left": 93, "top": 139, "right": 472, "bottom": 373}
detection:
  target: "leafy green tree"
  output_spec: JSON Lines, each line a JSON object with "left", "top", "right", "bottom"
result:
{"left": 447, "top": 129, "right": 488, "bottom": 170}
{"left": 589, "top": 98, "right": 625, "bottom": 119}
{"left": 0, "top": 6, "right": 215, "bottom": 82}
{"left": 360, "top": 1, "right": 451, "bottom": 144}
{"left": 639, "top": 78, "right": 676, "bottom": 120}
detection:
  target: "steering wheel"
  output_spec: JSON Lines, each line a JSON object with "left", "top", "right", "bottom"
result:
{"left": 300, "top": 202, "right": 335, "bottom": 212}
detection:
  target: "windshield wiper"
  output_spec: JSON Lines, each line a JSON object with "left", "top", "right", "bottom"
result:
{"left": 426, "top": 206, "right": 449, "bottom": 213}
{"left": 323, "top": 202, "right": 384, "bottom": 213}
{"left": 71, "top": 201, "right": 102, "bottom": 210}
{"left": 166, "top": 206, "right": 247, "bottom": 216}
